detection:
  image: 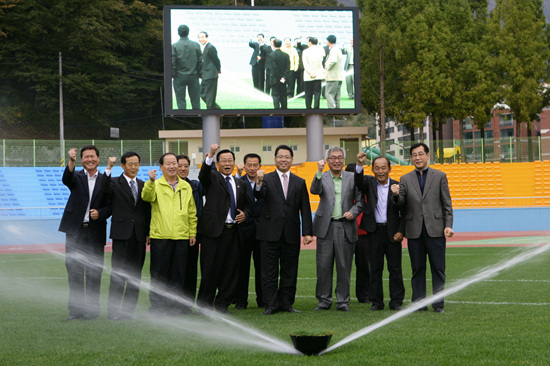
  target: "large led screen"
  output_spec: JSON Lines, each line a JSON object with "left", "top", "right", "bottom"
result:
{"left": 163, "top": 6, "right": 360, "bottom": 116}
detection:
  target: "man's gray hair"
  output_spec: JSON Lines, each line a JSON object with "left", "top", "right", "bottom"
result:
{"left": 325, "top": 146, "right": 346, "bottom": 160}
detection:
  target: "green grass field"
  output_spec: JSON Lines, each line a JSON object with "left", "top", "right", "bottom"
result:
{"left": 1, "top": 246, "right": 549, "bottom": 365}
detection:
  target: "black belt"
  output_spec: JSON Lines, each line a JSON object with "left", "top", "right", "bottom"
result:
{"left": 376, "top": 223, "right": 387, "bottom": 227}
{"left": 82, "top": 222, "right": 89, "bottom": 228}
{"left": 224, "top": 223, "right": 236, "bottom": 229}
{"left": 331, "top": 218, "right": 344, "bottom": 222}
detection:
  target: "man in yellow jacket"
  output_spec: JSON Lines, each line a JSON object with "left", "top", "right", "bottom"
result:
{"left": 142, "top": 152, "right": 197, "bottom": 316}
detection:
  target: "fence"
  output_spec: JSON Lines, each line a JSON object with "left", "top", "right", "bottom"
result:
{"left": 1, "top": 137, "right": 549, "bottom": 167}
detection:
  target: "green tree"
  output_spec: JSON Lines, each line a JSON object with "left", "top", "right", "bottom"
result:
{"left": 358, "top": 0, "right": 404, "bottom": 156}
{"left": 486, "top": 0, "right": 549, "bottom": 162}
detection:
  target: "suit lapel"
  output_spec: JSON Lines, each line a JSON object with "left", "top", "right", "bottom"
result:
{"left": 118, "top": 175, "right": 135, "bottom": 205}
{"left": 273, "top": 172, "right": 286, "bottom": 200}
{"left": 409, "top": 171, "right": 423, "bottom": 198}
{"left": 89, "top": 173, "right": 102, "bottom": 206}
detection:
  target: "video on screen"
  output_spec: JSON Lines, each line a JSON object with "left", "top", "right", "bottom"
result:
{"left": 163, "top": 6, "right": 360, "bottom": 116}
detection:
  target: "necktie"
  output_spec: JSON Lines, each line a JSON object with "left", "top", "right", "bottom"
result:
{"left": 129, "top": 180, "right": 138, "bottom": 203}
{"left": 282, "top": 173, "right": 289, "bottom": 199}
{"left": 225, "top": 176, "right": 237, "bottom": 219}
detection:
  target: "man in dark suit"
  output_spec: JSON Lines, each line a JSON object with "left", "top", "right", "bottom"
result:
{"left": 266, "top": 39, "right": 290, "bottom": 109}
{"left": 255, "top": 145, "right": 313, "bottom": 315}
{"left": 355, "top": 152, "right": 406, "bottom": 311}
{"left": 249, "top": 33, "right": 268, "bottom": 91}
{"left": 172, "top": 24, "right": 202, "bottom": 110}
{"left": 177, "top": 154, "right": 205, "bottom": 309}
{"left": 198, "top": 31, "right": 221, "bottom": 110}
{"left": 102, "top": 152, "right": 150, "bottom": 320}
{"left": 234, "top": 153, "right": 264, "bottom": 310}
{"left": 395, "top": 142, "right": 454, "bottom": 313}
{"left": 264, "top": 37, "right": 275, "bottom": 95}
{"left": 197, "top": 144, "right": 249, "bottom": 313}
{"left": 311, "top": 147, "right": 364, "bottom": 312}
{"left": 59, "top": 145, "right": 111, "bottom": 320}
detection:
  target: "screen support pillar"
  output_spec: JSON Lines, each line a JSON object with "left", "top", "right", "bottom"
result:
{"left": 202, "top": 115, "right": 221, "bottom": 159}
{"left": 306, "top": 114, "right": 324, "bottom": 162}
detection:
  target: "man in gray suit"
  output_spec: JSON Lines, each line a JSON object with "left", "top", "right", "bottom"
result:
{"left": 311, "top": 147, "right": 364, "bottom": 312}
{"left": 324, "top": 35, "right": 343, "bottom": 109}
{"left": 394, "top": 142, "right": 454, "bottom": 313}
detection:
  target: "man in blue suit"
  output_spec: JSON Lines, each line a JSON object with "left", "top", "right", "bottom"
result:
{"left": 59, "top": 146, "right": 111, "bottom": 320}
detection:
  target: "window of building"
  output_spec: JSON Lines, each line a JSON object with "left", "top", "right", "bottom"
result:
{"left": 230, "top": 146, "right": 240, "bottom": 153}
{"left": 464, "top": 132, "right": 473, "bottom": 140}
{"left": 499, "top": 113, "right": 514, "bottom": 127}
{"left": 500, "top": 128, "right": 514, "bottom": 137}
{"left": 463, "top": 117, "right": 473, "bottom": 130}
{"left": 263, "top": 145, "right": 272, "bottom": 152}
{"left": 291, "top": 145, "right": 298, "bottom": 151}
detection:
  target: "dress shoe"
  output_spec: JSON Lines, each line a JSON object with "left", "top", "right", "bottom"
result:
{"left": 390, "top": 306, "right": 404, "bottom": 311}
{"left": 216, "top": 307, "right": 229, "bottom": 314}
{"left": 415, "top": 306, "right": 429, "bottom": 312}
{"left": 358, "top": 299, "right": 372, "bottom": 304}
{"left": 235, "top": 304, "right": 247, "bottom": 310}
{"left": 263, "top": 309, "right": 278, "bottom": 315}
{"left": 284, "top": 308, "right": 301, "bottom": 313}
{"left": 433, "top": 307, "right": 444, "bottom": 313}
{"left": 370, "top": 305, "right": 384, "bottom": 311}
{"left": 82, "top": 313, "right": 99, "bottom": 320}
{"left": 337, "top": 305, "right": 350, "bottom": 312}
{"left": 314, "top": 306, "right": 330, "bottom": 311}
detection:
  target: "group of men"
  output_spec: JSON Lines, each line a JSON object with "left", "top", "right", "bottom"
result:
{"left": 250, "top": 33, "right": 354, "bottom": 110}
{"left": 59, "top": 141, "right": 453, "bottom": 321}
{"left": 172, "top": 25, "right": 221, "bottom": 110}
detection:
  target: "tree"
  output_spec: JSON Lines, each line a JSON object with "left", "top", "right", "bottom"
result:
{"left": 358, "top": 0, "right": 404, "bottom": 156}
{"left": 486, "top": 0, "right": 549, "bottom": 162}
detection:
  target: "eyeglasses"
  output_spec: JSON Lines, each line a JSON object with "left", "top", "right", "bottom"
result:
{"left": 327, "top": 156, "right": 344, "bottom": 161}
{"left": 275, "top": 155, "right": 292, "bottom": 160}
{"left": 411, "top": 152, "right": 426, "bottom": 158}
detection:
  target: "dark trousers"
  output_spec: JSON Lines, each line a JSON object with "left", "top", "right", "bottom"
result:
{"left": 173, "top": 75, "right": 200, "bottom": 110}
{"left": 407, "top": 224, "right": 446, "bottom": 308}
{"left": 286, "top": 72, "right": 296, "bottom": 97}
{"left": 65, "top": 228, "right": 105, "bottom": 318}
{"left": 200, "top": 78, "right": 219, "bottom": 110}
{"left": 183, "top": 239, "right": 199, "bottom": 304}
{"left": 367, "top": 226, "right": 405, "bottom": 308}
{"left": 354, "top": 234, "right": 370, "bottom": 302}
{"left": 235, "top": 234, "right": 263, "bottom": 307}
{"left": 271, "top": 82, "right": 287, "bottom": 109}
{"left": 149, "top": 239, "right": 189, "bottom": 315}
{"left": 295, "top": 69, "right": 304, "bottom": 95}
{"left": 107, "top": 231, "right": 146, "bottom": 317}
{"left": 252, "top": 63, "right": 265, "bottom": 90}
{"left": 304, "top": 80, "right": 322, "bottom": 109}
{"left": 197, "top": 226, "right": 240, "bottom": 311}
{"left": 261, "top": 238, "right": 300, "bottom": 311}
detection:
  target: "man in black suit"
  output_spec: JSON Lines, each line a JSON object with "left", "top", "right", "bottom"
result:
{"left": 355, "top": 152, "right": 405, "bottom": 311}
{"left": 264, "top": 37, "right": 276, "bottom": 95}
{"left": 103, "top": 152, "right": 151, "bottom": 320}
{"left": 255, "top": 145, "right": 313, "bottom": 315}
{"left": 177, "top": 154, "right": 205, "bottom": 308}
{"left": 197, "top": 144, "right": 249, "bottom": 313}
{"left": 59, "top": 146, "right": 111, "bottom": 320}
{"left": 249, "top": 33, "right": 268, "bottom": 91}
{"left": 234, "top": 153, "right": 264, "bottom": 310}
{"left": 172, "top": 24, "right": 202, "bottom": 110}
{"left": 198, "top": 31, "right": 221, "bottom": 110}
{"left": 266, "top": 39, "right": 290, "bottom": 109}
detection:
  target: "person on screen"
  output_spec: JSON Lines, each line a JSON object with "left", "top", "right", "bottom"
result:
{"left": 294, "top": 37, "right": 307, "bottom": 96}
{"left": 325, "top": 35, "right": 343, "bottom": 109}
{"left": 342, "top": 39, "right": 355, "bottom": 99}
{"left": 281, "top": 37, "right": 299, "bottom": 98}
{"left": 249, "top": 33, "right": 268, "bottom": 91}
{"left": 198, "top": 31, "right": 221, "bottom": 110}
{"left": 302, "top": 37, "right": 325, "bottom": 109}
{"left": 266, "top": 39, "right": 290, "bottom": 109}
{"left": 264, "top": 37, "right": 276, "bottom": 95}
{"left": 172, "top": 24, "right": 202, "bottom": 110}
